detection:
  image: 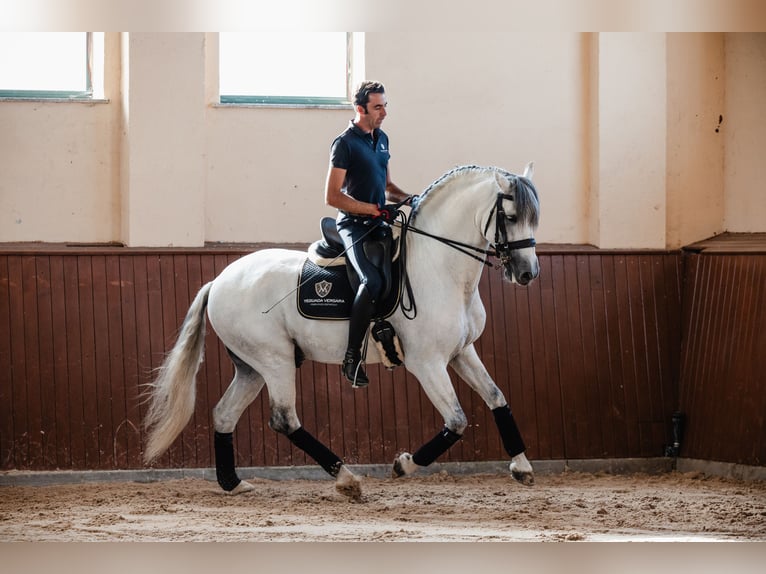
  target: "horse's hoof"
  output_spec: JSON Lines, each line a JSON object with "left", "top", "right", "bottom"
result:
{"left": 511, "top": 470, "right": 535, "bottom": 486}
{"left": 226, "top": 480, "right": 255, "bottom": 495}
{"left": 335, "top": 466, "right": 363, "bottom": 501}
{"left": 392, "top": 452, "right": 415, "bottom": 478}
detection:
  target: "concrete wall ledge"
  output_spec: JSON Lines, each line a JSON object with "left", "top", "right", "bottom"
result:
{"left": 0, "top": 458, "right": 682, "bottom": 487}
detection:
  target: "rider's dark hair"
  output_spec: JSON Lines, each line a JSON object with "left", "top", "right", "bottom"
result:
{"left": 353, "top": 81, "right": 385, "bottom": 111}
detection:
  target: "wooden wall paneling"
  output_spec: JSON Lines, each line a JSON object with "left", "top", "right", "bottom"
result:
{"left": 708, "top": 256, "right": 734, "bottom": 461}
{"left": 536, "top": 255, "right": 565, "bottom": 459}
{"left": 117, "top": 254, "right": 142, "bottom": 469}
{"left": 90, "top": 256, "right": 112, "bottom": 469}
{"left": 21, "top": 256, "right": 42, "bottom": 468}
{"left": 601, "top": 256, "right": 631, "bottom": 458}
{"left": 548, "top": 255, "right": 576, "bottom": 457}
{"left": 587, "top": 255, "right": 616, "bottom": 458}
{"left": 645, "top": 256, "right": 670, "bottom": 454}
{"left": 361, "top": 359, "right": 383, "bottom": 464}
{"left": 326, "top": 362, "right": 345, "bottom": 465}
{"left": 351, "top": 365, "right": 372, "bottom": 464}
{"left": 34, "top": 256, "right": 57, "bottom": 469}
{"left": 506, "top": 278, "right": 538, "bottom": 461}
{"left": 75, "top": 255, "right": 99, "bottom": 468}
{"left": 741, "top": 259, "right": 765, "bottom": 464}
{"left": 0, "top": 257, "right": 13, "bottom": 468}
{"left": 49, "top": 256, "right": 70, "bottom": 468}
{"left": 560, "top": 255, "right": 588, "bottom": 458}
{"left": 62, "top": 256, "right": 84, "bottom": 468}
{"left": 625, "top": 257, "right": 650, "bottom": 456}
{"left": 104, "top": 255, "right": 127, "bottom": 469}
{"left": 524, "top": 265, "right": 549, "bottom": 460}
{"left": 7, "top": 256, "right": 28, "bottom": 468}
{"left": 650, "top": 255, "right": 677, "bottom": 452}
{"left": 574, "top": 255, "right": 608, "bottom": 458}
{"left": 693, "top": 254, "right": 714, "bottom": 460}
{"left": 386, "top": 365, "right": 409, "bottom": 462}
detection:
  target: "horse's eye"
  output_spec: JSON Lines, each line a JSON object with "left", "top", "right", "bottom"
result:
{"left": 507, "top": 215, "right": 518, "bottom": 224}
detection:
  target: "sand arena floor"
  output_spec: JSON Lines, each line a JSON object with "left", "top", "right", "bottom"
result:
{"left": 1, "top": 469, "right": 765, "bottom": 542}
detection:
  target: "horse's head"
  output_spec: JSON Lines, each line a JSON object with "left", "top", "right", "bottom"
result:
{"left": 489, "top": 162, "right": 540, "bottom": 286}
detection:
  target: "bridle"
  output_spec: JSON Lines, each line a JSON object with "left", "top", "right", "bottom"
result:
{"left": 394, "top": 187, "right": 537, "bottom": 319}
{"left": 482, "top": 192, "right": 537, "bottom": 269}
{"left": 397, "top": 190, "right": 536, "bottom": 269}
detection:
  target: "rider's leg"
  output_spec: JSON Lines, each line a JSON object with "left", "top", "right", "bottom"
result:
{"left": 338, "top": 223, "right": 385, "bottom": 388}
{"left": 343, "top": 283, "right": 374, "bottom": 387}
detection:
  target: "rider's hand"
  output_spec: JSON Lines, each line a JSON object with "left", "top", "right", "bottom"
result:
{"left": 376, "top": 204, "right": 401, "bottom": 221}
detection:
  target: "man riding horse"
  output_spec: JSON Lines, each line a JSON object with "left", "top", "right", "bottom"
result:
{"left": 324, "top": 81, "right": 415, "bottom": 388}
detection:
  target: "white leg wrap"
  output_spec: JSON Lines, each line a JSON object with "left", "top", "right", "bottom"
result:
{"left": 392, "top": 452, "right": 420, "bottom": 477}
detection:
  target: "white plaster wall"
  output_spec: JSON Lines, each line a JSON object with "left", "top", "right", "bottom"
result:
{"left": 665, "top": 33, "right": 725, "bottom": 249}
{"left": 121, "top": 33, "right": 207, "bottom": 247}
{"left": 724, "top": 33, "right": 766, "bottom": 232}
{"left": 1, "top": 32, "right": 765, "bottom": 248}
{"left": 369, "top": 31, "right": 590, "bottom": 245}
{"left": 204, "top": 31, "right": 588, "bottom": 245}
{"left": 0, "top": 33, "right": 122, "bottom": 244}
{"left": 594, "top": 33, "right": 667, "bottom": 249}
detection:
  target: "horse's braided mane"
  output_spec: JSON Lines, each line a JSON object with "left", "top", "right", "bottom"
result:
{"left": 411, "top": 165, "right": 540, "bottom": 227}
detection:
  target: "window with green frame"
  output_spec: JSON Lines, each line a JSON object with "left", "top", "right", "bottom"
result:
{"left": 219, "top": 32, "right": 364, "bottom": 106}
{"left": 0, "top": 32, "right": 102, "bottom": 99}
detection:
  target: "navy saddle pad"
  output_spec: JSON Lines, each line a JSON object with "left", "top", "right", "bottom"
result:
{"left": 297, "top": 260, "right": 402, "bottom": 320}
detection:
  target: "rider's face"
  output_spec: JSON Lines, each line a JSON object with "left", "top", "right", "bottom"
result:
{"left": 357, "top": 92, "right": 388, "bottom": 132}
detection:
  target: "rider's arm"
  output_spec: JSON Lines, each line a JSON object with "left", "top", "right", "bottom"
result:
{"left": 324, "top": 166, "right": 380, "bottom": 217}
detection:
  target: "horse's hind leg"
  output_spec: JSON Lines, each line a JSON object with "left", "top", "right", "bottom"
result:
{"left": 449, "top": 344, "right": 534, "bottom": 486}
{"left": 264, "top": 364, "right": 363, "bottom": 501}
{"left": 212, "top": 353, "right": 265, "bottom": 495}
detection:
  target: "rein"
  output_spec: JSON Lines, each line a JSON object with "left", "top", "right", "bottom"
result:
{"left": 394, "top": 191, "right": 537, "bottom": 320}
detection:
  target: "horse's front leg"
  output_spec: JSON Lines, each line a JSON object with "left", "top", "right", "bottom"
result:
{"left": 449, "top": 344, "right": 534, "bottom": 486}
{"left": 392, "top": 363, "right": 467, "bottom": 478}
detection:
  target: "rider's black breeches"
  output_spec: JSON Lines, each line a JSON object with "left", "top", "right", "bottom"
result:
{"left": 337, "top": 221, "right": 392, "bottom": 304}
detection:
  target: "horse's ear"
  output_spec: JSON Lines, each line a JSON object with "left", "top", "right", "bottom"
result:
{"left": 523, "top": 162, "right": 535, "bottom": 180}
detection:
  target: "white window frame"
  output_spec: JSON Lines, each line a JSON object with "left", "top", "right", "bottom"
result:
{"left": 0, "top": 32, "right": 104, "bottom": 101}
{"left": 218, "top": 32, "right": 365, "bottom": 108}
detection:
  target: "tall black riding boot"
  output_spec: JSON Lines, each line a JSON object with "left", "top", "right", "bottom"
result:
{"left": 343, "top": 285, "right": 374, "bottom": 388}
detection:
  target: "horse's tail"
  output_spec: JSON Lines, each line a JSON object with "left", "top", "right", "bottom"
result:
{"left": 143, "top": 281, "right": 213, "bottom": 464}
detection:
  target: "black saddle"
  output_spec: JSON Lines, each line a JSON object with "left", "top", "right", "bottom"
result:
{"left": 299, "top": 218, "right": 401, "bottom": 321}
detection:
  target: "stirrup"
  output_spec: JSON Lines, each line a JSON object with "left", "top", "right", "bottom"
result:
{"left": 343, "top": 354, "right": 369, "bottom": 388}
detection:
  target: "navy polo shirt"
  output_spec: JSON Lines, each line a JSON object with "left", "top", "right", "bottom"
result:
{"left": 330, "top": 121, "right": 390, "bottom": 220}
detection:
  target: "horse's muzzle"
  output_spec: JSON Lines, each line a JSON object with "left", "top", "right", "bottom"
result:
{"left": 507, "top": 257, "right": 539, "bottom": 286}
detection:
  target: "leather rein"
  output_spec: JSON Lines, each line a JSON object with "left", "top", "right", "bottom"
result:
{"left": 393, "top": 191, "right": 537, "bottom": 319}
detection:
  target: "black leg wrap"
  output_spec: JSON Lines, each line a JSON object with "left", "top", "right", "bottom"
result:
{"left": 493, "top": 404, "right": 526, "bottom": 457}
{"left": 412, "top": 427, "right": 462, "bottom": 467}
{"left": 288, "top": 427, "right": 344, "bottom": 477}
{"left": 214, "top": 431, "right": 241, "bottom": 492}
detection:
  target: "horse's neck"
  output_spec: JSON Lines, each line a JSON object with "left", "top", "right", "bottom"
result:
{"left": 407, "top": 175, "right": 494, "bottom": 290}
